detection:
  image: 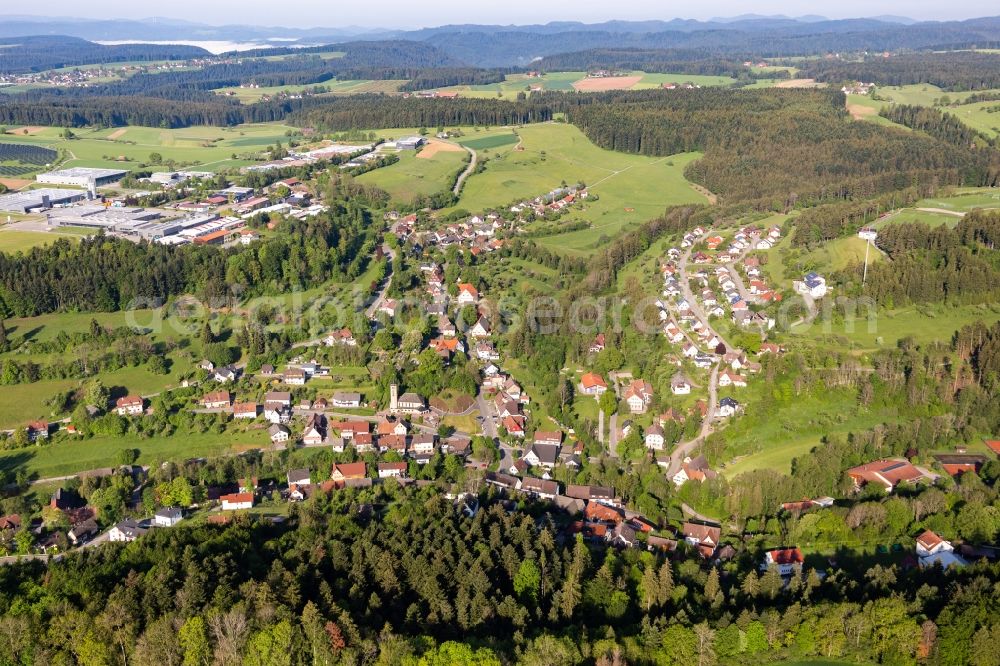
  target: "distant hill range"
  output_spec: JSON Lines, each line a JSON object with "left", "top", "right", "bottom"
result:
{"left": 1, "top": 14, "right": 1000, "bottom": 69}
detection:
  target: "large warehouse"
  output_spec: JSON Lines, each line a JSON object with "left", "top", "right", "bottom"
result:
{"left": 0, "top": 188, "right": 88, "bottom": 213}
{"left": 36, "top": 167, "right": 128, "bottom": 187}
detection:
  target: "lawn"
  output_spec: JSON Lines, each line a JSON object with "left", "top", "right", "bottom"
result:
{"left": 914, "top": 187, "right": 1000, "bottom": 212}
{"left": 0, "top": 427, "right": 270, "bottom": 479}
{"left": 799, "top": 235, "right": 883, "bottom": 273}
{"left": 446, "top": 123, "right": 708, "bottom": 255}
{"left": 0, "top": 122, "right": 300, "bottom": 174}
{"left": 0, "top": 229, "right": 81, "bottom": 253}
{"left": 355, "top": 149, "right": 469, "bottom": 204}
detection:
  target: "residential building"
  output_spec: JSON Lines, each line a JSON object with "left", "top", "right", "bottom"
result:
{"left": 682, "top": 522, "right": 722, "bottom": 558}
{"left": 524, "top": 443, "right": 560, "bottom": 470}
{"left": 378, "top": 462, "right": 408, "bottom": 479}
{"left": 762, "top": 547, "right": 805, "bottom": 576}
{"left": 580, "top": 372, "right": 608, "bottom": 396}
{"left": 623, "top": 379, "right": 654, "bottom": 414}
{"left": 520, "top": 477, "right": 559, "bottom": 500}
{"left": 331, "top": 462, "right": 367, "bottom": 482}
{"left": 645, "top": 424, "right": 665, "bottom": 450}
{"left": 109, "top": 519, "right": 148, "bottom": 543}
{"left": 233, "top": 402, "right": 257, "bottom": 419}
{"left": 220, "top": 493, "right": 254, "bottom": 510}
{"left": 410, "top": 434, "right": 436, "bottom": 457}
{"left": 269, "top": 424, "right": 291, "bottom": 444}
{"left": 287, "top": 469, "right": 311, "bottom": 487}
{"left": 154, "top": 507, "right": 183, "bottom": 527}
{"left": 671, "top": 374, "right": 692, "bottom": 395}
{"left": 114, "top": 395, "right": 144, "bottom": 416}
{"left": 331, "top": 392, "right": 362, "bottom": 409}
{"left": 284, "top": 368, "right": 306, "bottom": 385}
{"left": 915, "top": 530, "right": 968, "bottom": 569}
{"left": 457, "top": 283, "right": 479, "bottom": 305}
{"left": 202, "top": 391, "right": 231, "bottom": 409}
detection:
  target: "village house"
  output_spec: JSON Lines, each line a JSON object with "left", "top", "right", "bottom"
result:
{"left": 68, "top": 519, "right": 99, "bottom": 546}
{"left": 682, "top": 522, "right": 722, "bottom": 558}
{"left": 566, "top": 485, "right": 618, "bottom": 506}
{"left": 933, "top": 453, "right": 987, "bottom": 477}
{"left": 671, "top": 374, "right": 692, "bottom": 395}
{"left": 470, "top": 317, "right": 491, "bottom": 339}
{"left": 202, "top": 391, "right": 231, "bottom": 410}
{"left": 331, "top": 462, "right": 367, "bottom": 483}
{"left": 457, "top": 283, "right": 479, "bottom": 305}
{"left": 645, "top": 424, "right": 665, "bottom": 451}
{"left": 524, "top": 442, "right": 560, "bottom": 470}
{"left": 154, "top": 507, "right": 183, "bottom": 527}
{"left": 503, "top": 415, "right": 526, "bottom": 438}
{"left": 580, "top": 372, "right": 608, "bottom": 396}
{"left": 437, "top": 316, "right": 457, "bottom": 337}
{"left": 717, "top": 397, "right": 742, "bottom": 418}
{"left": 353, "top": 432, "right": 376, "bottom": 452}
{"left": 337, "top": 420, "right": 370, "bottom": 440}
{"left": 794, "top": 272, "right": 828, "bottom": 299}
{"left": 233, "top": 402, "right": 258, "bottom": 419}
{"left": 214, "top": 366, "right": 239, "bottom": 383}
{"left": 395, "top": 392, "right": 426, "bottom": 415}
{"left": 325, "top": 328, "right": 357, "bottom": 347}
{"left": 915, "top": 529, "right": 968, "bottom": 569}
{"left": 589, "top": 333, "right": 606, "bottom": 354}
{"left": 520, "top": 477, "right": 559, "bottom": 500}
{"left": 762, "top": 547, "right": 805, "bottom": 576}
{"left": 623, "top": 379, "right": 654, "bottom": 414}
{"left": 378, "top": 299, "right": 399, "bottom": 318}
{"left": 283, "top": 368, "right": 307, "bottom": 386}
{"left": 476, "top": 342, "right": 500, "bottom": 361}
{"left": 301, "top": 414, "right": 326, "bottom": 446}
{"left": 220, "top": 492, "right": 254, "bottom": 511}
{"left": 672, "top": 455, "right": 718, "bottom": 486}
{"left": 269, "top": 424, "right": 291, "bottom": 444}
{"left": 109, "top": 519, "right": 148, "bottom": 543}
{"left": 331, "top": 392, "right": 362, "bottom": 409}
{"left": 718, "top": 370, "right": 747, "bottom": 388}
{"left": 410, "top": 434, "right": 437, "bottom": 457}
{"left": 114, "top": 395, "right": 144, "bottom": 416}
{"left": 378, "top": 462, "right": 408, "bottom": 479}
{"left": 847, "top": 459, "right": 932, "bottom": 493}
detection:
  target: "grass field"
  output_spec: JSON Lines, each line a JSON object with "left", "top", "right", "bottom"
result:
{"left": 458, "top": 133, "right": 520, "bottom": 151}
{"left": 845, "top": 86, "right": 1000, "bottom": 137}
{"left": 874, "top": 209, "right": 963, "bottom": 228}
{"left": 0, "top": 428, "right": 270, "bottom": 479}
{"left": 446, "top": 123, "right": 707, "bottom": 254}
{"left": 355, "top": 149, "right": 469, "bottom": 204}
{"left": 0, "top": 229, "right": 81, "bottom": 253}
{"left": 0, "top": 122, "right": 299, "bottom": 174}
{"left": 914, "top": 188, "right": 1000, "bottom": 212}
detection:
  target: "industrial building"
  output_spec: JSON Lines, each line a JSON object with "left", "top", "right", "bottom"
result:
{"left": 36, "top": 167, "right": 128, "bottom": 188}
{"left": 48, "top": 205, "right": 162, "bottom": 230}
{"left": 396, "top": 137, "right": 426, "bottom": 150}
{"left": 0, "top": 188, "right": 88, "bottom": 213}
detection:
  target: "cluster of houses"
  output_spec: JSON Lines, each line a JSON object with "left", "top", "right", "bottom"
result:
{"left": 508, "top": 184, "right": 590, "bottom": 217}
{"left": 387, "top": 212, "right": 505, "bottom": 256}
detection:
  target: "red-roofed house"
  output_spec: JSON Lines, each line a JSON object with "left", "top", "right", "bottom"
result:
{"left": 580, "top": 373, "right": 608, "bottom": 396}
{"left": 115, "top": 395, "right": 144, "bottom": 416}
{"left": 847, "top": 459, "right": 930, "bottom": 492}
{"left": 331, "top": 462, "right": 367, "bottom": 483}
{"left": 220, "top": 493, "right": 254, "bottom": 511}
{"left": 762, "top": 547, "right": 804, "bottom": 575}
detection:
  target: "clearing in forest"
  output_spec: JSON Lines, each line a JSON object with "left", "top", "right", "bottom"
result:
{"left": 573, "top": 75, "right": 644, "bottom": 91}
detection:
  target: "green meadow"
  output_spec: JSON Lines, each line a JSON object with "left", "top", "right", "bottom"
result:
{"left": 355, "top": 149, "right": 469, "bottom": 204}
{"left": 0, "top": 122, "right": 299, "bottom": 174}
{"left": 0, "top": 229, "right": 83, "bottom": 253}
{"left": 446, "top": 122, "right": 707, "bottom": 254}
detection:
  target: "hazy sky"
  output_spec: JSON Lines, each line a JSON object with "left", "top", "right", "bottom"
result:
{"left": 18, "top": 1, "right": 992, "bottom": 28}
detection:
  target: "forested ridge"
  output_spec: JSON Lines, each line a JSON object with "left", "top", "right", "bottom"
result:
{"left": 0, "top": 35, "right": 209, "bottom": 74}
{"left": 560, "top": 88, "right": 1000, "bottom": 209}
{"left": 800, "top": 52, "right": 1000, "bottom": 91}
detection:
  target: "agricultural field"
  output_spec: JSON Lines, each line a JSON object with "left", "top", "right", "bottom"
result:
{"left": 428, "top": 71, "right": 738, "bottom": 100}
{"left": 873, "top": 208, "right": 963, "bottom": 228}
{"left": 845, "top": 85, "right": 1000, "bottom": 137}
{"left": 445, "top": 122, "right": 708, "bottom": 254}
{"left": 355, "top": 148, "right": 469, "bottom": 204}
{"left": 213, "top": 78, "right": 405, "bottom": 102}
{"left": 0, "top": 122, "right": 299, "bottom": 174}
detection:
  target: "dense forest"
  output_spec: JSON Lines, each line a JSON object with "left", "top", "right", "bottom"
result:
{"left": 291, "top": 95, "right": 554, "bottom": 131}
{"left": 880, "top": 104, "right": 999, "bottom": 149}
{"left": 837, "top": 211, "right": 1000, "bottom": 307}
{"left": 0, "top": 35, "right": 208, "bottom": 74}
{"left": 1, "top": 484, "right": 997, "bottom": 665}
{"left": 559, "top": 88, "right": 1000, "bottom": 210}
{"left": 800, "top": 52, "right": 1000, "bottom": 91}
{"left": 0, "top": 194, "right": 376, "bottom": 317}
{"left": 398, "top": 68, "right": 509, "bottom": 92}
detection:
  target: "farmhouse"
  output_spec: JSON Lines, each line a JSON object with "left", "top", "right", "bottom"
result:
{"left": 846, "top": 459, "right": 932, "bottom": 492}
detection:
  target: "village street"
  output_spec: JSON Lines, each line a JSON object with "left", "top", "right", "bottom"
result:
{"left": 677, "top": 232, "right": 736, "bottom": 353}
{"left": 666, "top": 362, "right": 720, "bottom": 478}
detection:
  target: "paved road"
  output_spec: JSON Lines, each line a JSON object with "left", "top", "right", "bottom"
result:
{"left": 677, "top": 234, "right": 735, "bottom": 352}
{"left": 608, "top": 412, "right": 619, "bottom": 457}
{"left": 666, "top": 363, "right": 720, "bottom": 478}
{"left": 452, "top": 145, "right": 477, "bottom": 195}
{"left": 476, "top": 390, "right": 498, "bottom": 439}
